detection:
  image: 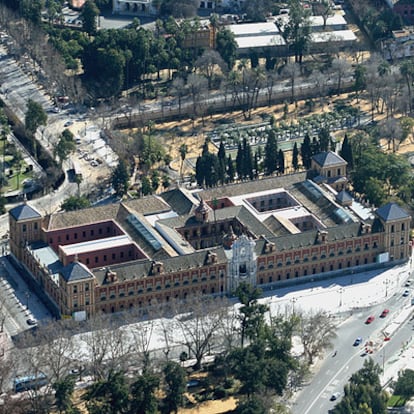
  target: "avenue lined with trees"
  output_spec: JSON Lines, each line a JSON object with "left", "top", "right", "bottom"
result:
{"left": 0, "top": 284, "right": 337, "bottom": 413}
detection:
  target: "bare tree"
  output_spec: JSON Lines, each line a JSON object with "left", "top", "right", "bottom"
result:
{"left": 15, "top": 330, "right": 55, "bottom": 413}
{"left": 265, "top": 69, "right": 280, "bottom": 107}
{"left": 381, "top": 117, "right": 403, "bottom": 152}
{"left": 35, "top": 321, "right": 76, "bottom": 383}
{"left": 297, "top": 310, "right": 337, "bottom": 365}
{"left": 282, "top": 62, "right": 301, "bottom": 105}
{"left": 217, "top": 303, "right": 240, "bottom": 354}
{"left": 129, "top": 318, "right": 156, "bottom": 373}
{"left": 195, "top": 49, "right": 227, "bottom": 89}
{"left": 308, "top": 70, "right": 328, "bottom": 108}
{"left": 186, "top": 73, "right": 208, "bottom": 119}
{"left": 330, "top": 57, "right": 351, "bottom": 95}
{"left": 80, "top": 315, "right": 113, "bottom": 380}
{"left": 172, "top": 295, "right": 225, "bottom": 370}
{"left": 170, "top": 77, "right": 186, "bottom": 115}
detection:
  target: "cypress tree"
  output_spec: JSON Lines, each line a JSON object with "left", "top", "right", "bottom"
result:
{"left": 340, "top": 134, "right": 353, "bottom": 169}
{"left": 292, "top": 142, "right": 299, "bottom": 171}
{"left": 301, "top": 133, "right": 312, "bottom": 169}
{"left": 278, "top": 149, "right": 285, "bottom": 175}
{"left": 236, "top": 142, "right": 243, "bottom": 180}
{"left": 318, "top": 126, "right": 330, "bottom": 152}
{"left": 227, "top": 155, "right": 235, "bottom": 183}
{"left": 264, "top": 129, "right": 278, "bottom": 175}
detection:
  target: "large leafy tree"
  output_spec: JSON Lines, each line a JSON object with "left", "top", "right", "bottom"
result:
{"left": 25, "top": 99, "right": 47, "bottom": 136}
{"left": 332, "top": 359, "right": 387, "bottom": 414}
{"left": 242, "top": 0, "right": 273, "bottom": 21}
{"left": 53, "top": 375, "right": 79, "bottom": 414}
{"left": 216, "top": 29, "right": 238, "bottom": 70}
{"left": 393, "top": 369, "right": 414, "bottom": 400}
{"left": 54, "top": 129, "right": 76, "bottom": 166}
{"left": 235, "top": 282, "right": 268, "bottom": 347}
{"left": 162, "top": 361, "right": 186, "bottom": 414}
{"left": 61, "top": 196, "right": 91, "bottom": 212}
{"left": 80, "top": 0, "right": 100, "bottom": 36}
{"left": 284, "top": 0, "right": 312, "bottom": 63}
{"left": 84, "top": 370, "right": 129, "bottom": 414}
{"left": 111, "top": 159, "right": 130, "bottom": 197}
{"left": 129, "top": 372, "right": 160, "bottom": 414}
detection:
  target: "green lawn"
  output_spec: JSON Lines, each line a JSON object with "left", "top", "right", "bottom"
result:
{"left": 388, "top": 395, "right": 407, "bottom": 407}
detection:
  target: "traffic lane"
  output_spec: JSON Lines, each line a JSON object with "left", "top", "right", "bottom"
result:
{"left": 293, "top": 299, "right": 407, "bottom": 414}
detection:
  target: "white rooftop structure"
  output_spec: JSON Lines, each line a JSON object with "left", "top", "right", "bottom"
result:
{"left": 310, "top": 30, "right": 357, "bottom": 43}
{"left": 235, "top": 34, "right": 286, "bottom": 49}
{"left": 228, "top": 22, "right": 279, "bottom": 37}
{"left": 276, "top": 14, "right": 348, "bottom": 30}
{"left": 60, "top": 235, "right": 133, "bottom": 256}
{"left": 309, "top": 14, "right": 347, "bottom": 27}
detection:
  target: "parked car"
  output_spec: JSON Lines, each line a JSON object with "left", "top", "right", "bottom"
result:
{"left": 403, "top": 290, "right": 410, "bottom": 297}
{"left": 330, "top": 392, "right": 341, "bottom": 401}
{"left": 64, "top": 120, "right": 73, "bottom": 127}
{"left": 186, "top": 379, "right": 200, "bottom": 388}
{"left": 26, "top": 318, "right": 37, "bottom": 326}
{"left": 353, "top": 337, "right": 362, "bottom": 346}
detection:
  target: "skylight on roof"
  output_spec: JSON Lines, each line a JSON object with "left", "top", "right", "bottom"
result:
{"left": 127, "top": 214, "right": 162, "bottom": 251}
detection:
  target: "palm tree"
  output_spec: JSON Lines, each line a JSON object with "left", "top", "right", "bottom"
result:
{"left": 400, "top": 59, "right": 414, "bottom": 111}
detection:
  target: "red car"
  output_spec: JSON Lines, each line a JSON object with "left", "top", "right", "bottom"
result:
{"left": 365, "top": 316, "right": 375, "bottom": 324}
{"left": 380, "top": 309, "right": 389, "bottom": 318}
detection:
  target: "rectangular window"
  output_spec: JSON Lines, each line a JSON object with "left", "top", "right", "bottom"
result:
{"left": 103, "top": 255, "right": 107, "bottom": 261}
{"left": 34, "top": 222, "right": 38, "bottom": 230}
{"left": 120, "top": 252, "right": 124, "bottom": 258}
{"left": 66, "top": 234, "right": 69, "bottom": 241}
{"left": 82, "top": 231, "right": 86, "bottom": 237}
{"left": 107, "top": 226, "right": 110, "bottom": 233}
{"left": 91, "top": 230, "right": 94, "bottom": 236}
{"left": 73, "top": 285, "right": 77, "bottom": 294}
{"left": 95, "top": 256, "right": 98, "bottom": 263}
{"left": 22, "top": 224, "right": 26, "bottom": 232}
{"left": 49, "top": 238, "right": 53, "bottom": 244}
{"left": 112, "top": 253, "right": 116, "bottom": 260}
{"left": 85, "top": 283, "right": 89, "bottom": 291}
{"left": 86, "top": 258, "right": 90, "bottom": 265}
{"left": 74, "top": 233, "right": 78, "bottom": 239}
{"left": 99, "top": 228, "right": 102, "bottom": 235}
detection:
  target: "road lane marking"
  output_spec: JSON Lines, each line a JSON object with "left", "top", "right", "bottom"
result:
{"left": 302, "top": 350, "right": 362, "bottom": 414}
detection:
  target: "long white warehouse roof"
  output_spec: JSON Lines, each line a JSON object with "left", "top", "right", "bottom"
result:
{"left": 61, "top": 235, "right": 133, "bottom": 255}
{"left": 228, "top": 22, "right": 279, "bottom": 37}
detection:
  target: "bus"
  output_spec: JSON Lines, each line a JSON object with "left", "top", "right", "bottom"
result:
{"left": 13, "top": 373, "right": 48, "bottom": 393}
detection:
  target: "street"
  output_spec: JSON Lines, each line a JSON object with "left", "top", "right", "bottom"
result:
{"left": 292, "top": 267, "right": 414, "bottom": 414}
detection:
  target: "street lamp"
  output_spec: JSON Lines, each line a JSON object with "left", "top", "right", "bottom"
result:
{"left": 339, "top": 287, "right": 344, "bottom": 308}
{"left": 384, "top": 278, "right": 390, "bottom": 298}
{"left": 291, "top": 297, "right": 297, "bottom": 315}
{"left": 25, "top": 291, "right": 30, "bottom": 310}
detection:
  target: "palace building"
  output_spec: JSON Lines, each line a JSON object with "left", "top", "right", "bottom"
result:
{"left": 8, "top": 152, "right": 412, "bottom": 319}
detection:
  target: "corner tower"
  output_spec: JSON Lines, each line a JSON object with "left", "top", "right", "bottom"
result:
{"left": 9, "top": 203, "right": 43, "bottom": 262}
{"left": 375, "top": 202, "right": 411, "bottom": 262}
